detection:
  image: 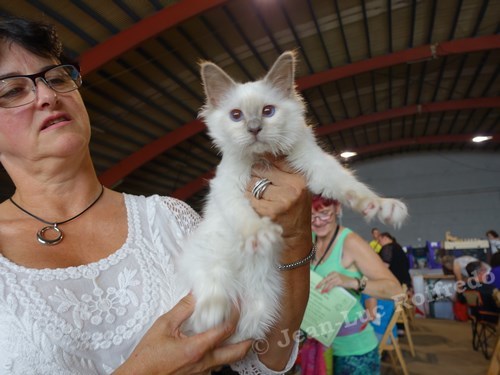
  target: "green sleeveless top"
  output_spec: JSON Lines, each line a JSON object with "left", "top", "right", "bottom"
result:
{"left": 312, "top": 228, "right": 378, "bottom": 356}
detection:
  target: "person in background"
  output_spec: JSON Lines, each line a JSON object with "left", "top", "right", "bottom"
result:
{"left": 486, "top": 229, "right": 500, "bottom": 256}
{"left": 369, "top": 228, "right": 382, "bottom": 254}
{"left": 440, "top": 253, "right": 492, "bottom": 323}
{"left": 441, "top": 255, "right": 490, "bottom": 283}
{"left": 463, "top": 261, "right": 499, "bottom": 320}
{"left": 378, "top": 232, "right": 412, "bottom": 336}
{"left": 303, "top": 195, "right": 402, "bottom": 375}
{"left": 378, "top": 232, "right": 412, "bottom": 291}
{"left": 0, "top": 16, "right": 313, "bottom": 374}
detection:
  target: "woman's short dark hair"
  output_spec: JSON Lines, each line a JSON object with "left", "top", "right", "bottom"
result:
{"left": 380, "top": 232, "right": 395, "bottom": 242}
{"left": 0, "top": 16, "right": 63, "bottom": 61}
{"left": 487, "top": 230, "right": 499, "bottom": 238}
{"left": 465, "top": 261, "right": 483, "bottom": 277}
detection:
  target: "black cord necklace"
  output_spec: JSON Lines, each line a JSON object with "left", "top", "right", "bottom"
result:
{"left": 9, "top": 185, "right": 105, "bottom": 246}
{"left": 313, "top": 224, "right": 340, "bottom": 271}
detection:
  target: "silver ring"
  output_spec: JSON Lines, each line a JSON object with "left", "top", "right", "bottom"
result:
{"left": 252, "top": 178, "right": 271, "bottom": 200}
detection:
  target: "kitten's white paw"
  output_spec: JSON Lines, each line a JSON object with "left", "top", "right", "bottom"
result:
{"left": 188, "top": 294, "right": 232, "bottom": 334}
{"left": 347, "top": 194, "right": 408, "bottom": 228}
{"left": 356, "top": 198, "right": 381, "bottom": 221}
{"left": 377, "top": 198, "right": 408, "bottom": 228}
{"left": 243, "top": 218, "right": 283, "bottom": 255}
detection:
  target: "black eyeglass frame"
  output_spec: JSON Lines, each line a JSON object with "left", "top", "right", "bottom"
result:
{"left": 0, "top": 63, "right": 82, "bottom": 108}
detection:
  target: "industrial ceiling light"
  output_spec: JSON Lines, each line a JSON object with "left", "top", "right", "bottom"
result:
{"left": 340, "top": 151, "right": 357, "bottom": 159}
{"left": 472, "top": 135, "right": 492, "bottom": 143}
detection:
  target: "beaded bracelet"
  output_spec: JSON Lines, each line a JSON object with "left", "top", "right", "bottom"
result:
{"left": 277, "top": 244, "right": 317, "bottom": 271}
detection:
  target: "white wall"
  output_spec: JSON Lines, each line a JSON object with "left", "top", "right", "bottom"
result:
{"left": 341, "top": 151, "right": 500, "bottom": 248}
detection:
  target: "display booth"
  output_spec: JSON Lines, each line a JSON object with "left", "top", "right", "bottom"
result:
{"left": 406, "top": 237, "right": 490, "bottom": 320}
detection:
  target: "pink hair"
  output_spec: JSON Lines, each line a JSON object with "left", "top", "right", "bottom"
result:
{"left": 312, "top": 195, "right": 339, "bottom": 211}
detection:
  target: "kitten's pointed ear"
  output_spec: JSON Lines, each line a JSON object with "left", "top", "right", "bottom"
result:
{"left": 264, "top": 50, "right": 297, "bottom": 98}
{"left": 200, "top": 62, "right": 236, "bottom": 107}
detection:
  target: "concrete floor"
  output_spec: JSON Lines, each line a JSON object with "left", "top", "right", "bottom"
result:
{"left": 216, "top": 317, "right": 497, "bottom": 374}
{"left": 383, "top": 318, "right": 494, "bottom": 375}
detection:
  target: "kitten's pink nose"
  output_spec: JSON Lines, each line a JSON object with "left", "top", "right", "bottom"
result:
{"left": 247, "top": 120, "right": 262, "bottom": 135}
{"left": 248, "top": 126, "right": 262, "bottom": 135}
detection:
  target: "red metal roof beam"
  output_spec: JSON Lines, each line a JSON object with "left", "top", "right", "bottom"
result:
{"left": 79, "top": 0, "right": 229, "bottom": 75}
{"left": 296, "top": 35, "right": 500, "bottom": 90}
{"left": 315, "top": 97, "right": 500, "bottom": 136}
{"left": 98, "top": 119, "right": 205, "bottom": 187}
{"left": 171, "top": 170, "right": 215, "bottom": 201}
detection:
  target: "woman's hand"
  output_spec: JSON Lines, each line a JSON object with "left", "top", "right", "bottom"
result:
{"left": 315, "top": 271, "right": 358, "bottom": 293}
{"left": 247, "top": 155, "right": 312, "bottom": 259}
{"left": 115, "top": 294, "right": 252, "bottom": 375}
{"left": 244, "top": 155, "right": 312, "bottom": 370}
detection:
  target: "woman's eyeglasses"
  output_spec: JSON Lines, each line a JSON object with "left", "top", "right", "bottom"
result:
{"left": 0, "top": 64, "right": 82, "bottom": 108}
{"left": 311, "top": 211, "right": 334, "bottom": 223}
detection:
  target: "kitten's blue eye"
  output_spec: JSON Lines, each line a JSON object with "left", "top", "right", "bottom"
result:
{"left": 230, "top": 109, "right": 244, "bottom": 122}
{"left": 262, "top": 105, "right": 275, "bottom": 117}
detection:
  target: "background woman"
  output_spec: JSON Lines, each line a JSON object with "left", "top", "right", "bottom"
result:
{"left": 308, "top": 195, "right": 402, "bottom": 375}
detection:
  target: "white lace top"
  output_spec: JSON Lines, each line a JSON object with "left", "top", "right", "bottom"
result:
{"left": 0, "top": 194, "right": 296, "bottom": 374}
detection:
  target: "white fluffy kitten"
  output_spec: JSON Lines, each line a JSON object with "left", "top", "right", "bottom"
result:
{"left": 178, "top": 51, "right": 407, "bottom": 342}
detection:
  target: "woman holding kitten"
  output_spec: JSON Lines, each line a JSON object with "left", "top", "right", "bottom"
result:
{"left": 309, "top": 195, "right": 402, "bottom": 374}
{"left": 0, "top": 16, "right": 313, "bottom": 374}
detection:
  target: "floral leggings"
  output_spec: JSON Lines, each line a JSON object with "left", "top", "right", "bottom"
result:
{"left": 333, "top": 347, "right": 380, "bottom": 375}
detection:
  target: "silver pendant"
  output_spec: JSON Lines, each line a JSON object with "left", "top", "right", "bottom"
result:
{"left": 37, "top": 224, "right": 63, "bottom": 246}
